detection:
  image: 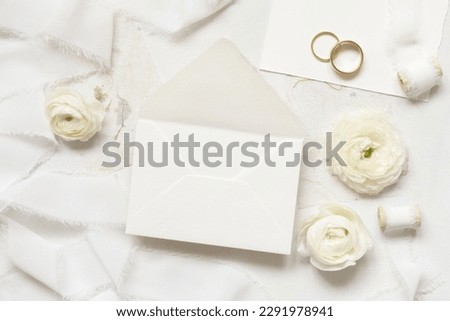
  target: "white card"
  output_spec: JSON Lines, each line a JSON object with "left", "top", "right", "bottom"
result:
{"left": 126, "top": 39, "right": 305, "bottom": 255}
{"left": 261, "top": 0, "right": 448, "bottom": 99}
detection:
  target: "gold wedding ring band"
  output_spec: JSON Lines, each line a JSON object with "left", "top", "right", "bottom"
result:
{"left": 330, "top": 40, "right": 364, "bottom": 75}
{"left": 310, "top": 31, "right": 339, "bottom": 62}
{"left": 311, "top": 32, "right": 364, "bottom": 75}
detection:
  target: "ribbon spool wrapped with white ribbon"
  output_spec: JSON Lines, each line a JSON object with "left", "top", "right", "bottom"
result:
{"left": 397, "top": 57, "right": 443, "bottom": 99}
{"left": 378, "top": 205, "right": 422, "bottom": 232}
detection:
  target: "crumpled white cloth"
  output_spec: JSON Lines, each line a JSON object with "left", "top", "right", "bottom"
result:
{"left": 0, "top": 38, "right": 94, "bottom": 100}
{"left": 127, "top": 0, "right": 233, "bottom": 33}
{"left": 0, "top": 206, "right": 271, "bottom": 300}
{"left": 0, "top": 0, "right": 113, "bottom": 99}
{"left": 44, "top": 0, "right": 114, "bottom": 70}
{"left": 5, "top": 216, "right": 112, "bottom": 300}
{"left": 0, "top": 135, "right": 55, "bottom": 194}
{"left": 0, "top": 91, "right": 54, "bottom": 140}
{"left": 0, "top": 172, "right": 128, "bottom": 226}
{"left": 0, "top": 0, "right": 60, "bottom": 36}
{"left": 0, "top": 91, "right": 56, "bottom": 193}
{"left": 0, "top": 0, "right": 116, "bottom": 203}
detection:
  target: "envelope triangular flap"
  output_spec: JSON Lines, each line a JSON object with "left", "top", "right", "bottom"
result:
{"left": 139, "top": 38, "right": 305, "bottom": 138}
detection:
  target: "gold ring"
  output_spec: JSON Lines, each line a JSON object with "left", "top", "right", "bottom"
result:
{"left": 310, "top": 31, "right": 339, "bottom": 62}
{"left": 330, "top": 40, "right": 364, "bottom": 75}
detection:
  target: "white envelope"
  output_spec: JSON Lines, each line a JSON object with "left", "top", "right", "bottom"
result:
{"left": 126, "top": 39, "right": 305, "bottom": 254}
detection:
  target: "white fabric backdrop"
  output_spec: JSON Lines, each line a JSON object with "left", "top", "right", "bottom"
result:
{"left": 0, "top": 0, "right": 449, "bottom": 300}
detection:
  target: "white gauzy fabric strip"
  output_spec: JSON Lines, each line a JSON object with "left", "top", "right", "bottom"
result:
{"left": 5, "top": 217, "right": 113, "bottom": 299}
{"left": 44, "top": 0, "right": 114, "bottom": 71}
{"left": 119, "top": 248, "right": 272, "bottom": 300}
{"left": 0, "top": 136, "right": 56, "bottom": 193}
{"left": 0, "top": 172, "right": 128, "bottom": 226}
{"left": 0, "top": 89, "right": 57, "bottom": 195}
{"left": 0, "top": 91, "right": 54, "bottom": 140}
{"left": 381, "top": 233, "right": 446, "bottom": 300}
{"left": 387, "top": 0, "right": 443, "bottom": 99}
{"left": 0, "top": 269, "right": 62, "bottom": 300}
{"left": 0, "top": 0, "right": 61, "bottom": 36}
{"left": 0, "top": 0, "right": 114, "bottom": 98}
{"left": 86, "top": 229, "right": 136, "bottom": 287}
{"left": 128, "top": 0, "right": 232, "bottom": 33}
{"left": 0, "top": 38, "right": 95, "bottom": 98}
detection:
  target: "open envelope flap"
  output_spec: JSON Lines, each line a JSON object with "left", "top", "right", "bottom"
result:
{"left": 138, "top": 38, "right": 305, "bottom": 138}
{"left": 126, "top": 175, "right": 293, "bottom": 254}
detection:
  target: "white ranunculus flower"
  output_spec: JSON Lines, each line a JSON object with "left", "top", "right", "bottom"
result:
{"left": 45, "top": 88, "right": 105, "bottom": 142}
{"left": 297, "top": 204, "right": 373, "bottom": 272}
{"left": 329, "top": 110, "right": 408, "bottom": 195}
